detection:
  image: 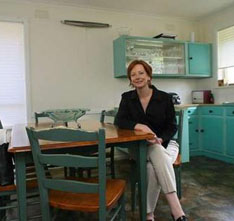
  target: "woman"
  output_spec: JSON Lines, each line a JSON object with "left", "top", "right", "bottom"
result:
{"left": 115, "top": 60, "right": 188, "bottom": 221}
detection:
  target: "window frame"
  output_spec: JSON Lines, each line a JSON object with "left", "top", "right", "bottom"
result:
{"left": 0, "top": 17, "right": 31, "bottom": 125}
{"left": 217, "top": 24, "right": 234, "bottom": 87}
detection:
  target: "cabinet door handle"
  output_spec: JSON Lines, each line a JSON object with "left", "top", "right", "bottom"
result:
{"left": 209, "top": 110, "right": 213, "bottom": 113}
{"left": 195, "top": 129, "right": 199, "bottom": 132}
{"left": 189, "top": 57, "right": 193, "bottom": 60}
{"left": 200, "top": 129, "right": 204, "bottom": 132}
{"left": 189, "top": 122, "right": 192, "bottom": 124}
{"left": 232, "top": 111, "right": 234, "bottom": 114}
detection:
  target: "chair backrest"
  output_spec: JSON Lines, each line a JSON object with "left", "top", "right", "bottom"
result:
{"left": 34, "top": 112, "right": 50, "bottom": 125}
{"left": 174, "top": 110, "right": 184, "bottom": 153}
{"left": 100, "top": 108, "right": 118, "bottom": 123}
{"left": 26, "top": 127, "right": 107, "bottom": 217}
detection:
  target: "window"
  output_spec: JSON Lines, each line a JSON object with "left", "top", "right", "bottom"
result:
{"left": 0, "top": 21, "right": 27, "bottom": 127}
{"left": 217, "top": 25, "right": 234, "bottom": 86}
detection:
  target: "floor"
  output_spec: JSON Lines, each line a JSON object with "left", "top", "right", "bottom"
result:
{"left": 4, "top": 156, "right": 234, "bottom": 221}
{"left": 119, "top": 156, "right": 234, "bottom": 221}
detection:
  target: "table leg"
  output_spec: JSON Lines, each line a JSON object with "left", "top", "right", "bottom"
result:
{"left": 137, "top": 140, "right": 147, "bottom": 221}
{"left": 15, "top": 153, "right": 27, "bottom": 221}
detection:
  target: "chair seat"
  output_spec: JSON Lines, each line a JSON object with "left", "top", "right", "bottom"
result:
{"left": 49, "top": 178, "right": 126, "bottom": 212}
{"left": 173, "top": 154, "right": 181, "bottom": 167}
{"left": 0, "top": 179, "right": 38, "bottom": 192}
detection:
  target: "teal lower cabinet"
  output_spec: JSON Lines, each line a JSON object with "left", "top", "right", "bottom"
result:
{"left": 188, "top": 115, "right": 200, "bottom": 155}
{"left": 187, "top": 106, "right": 234, "bottom": 164}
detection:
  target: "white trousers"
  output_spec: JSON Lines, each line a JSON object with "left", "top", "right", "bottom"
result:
{"left": 146, "top": 140, "right": 179, "bottom": 213}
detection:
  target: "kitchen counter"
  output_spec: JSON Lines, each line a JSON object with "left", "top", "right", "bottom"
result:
{"left": 175, "top": 103, "right": 234, "bottom": 110}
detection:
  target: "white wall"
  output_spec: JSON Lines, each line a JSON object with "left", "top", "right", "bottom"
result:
{"left": 197, "top": 5, "right": 234, "bottom": 104}
{"left": 0, "top": 1, "right": 200, "bottom": 121}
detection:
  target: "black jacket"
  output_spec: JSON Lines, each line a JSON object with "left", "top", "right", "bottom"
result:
{"left": 115, "top": 85, "right": 177, "bottom": 148}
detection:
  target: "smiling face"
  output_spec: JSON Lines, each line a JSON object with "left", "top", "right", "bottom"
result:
{"left": 130, "top": 64, "right": 151, "bottom": 89}
{"left": 127, "top": 60, "right": 153, "bottom": 88}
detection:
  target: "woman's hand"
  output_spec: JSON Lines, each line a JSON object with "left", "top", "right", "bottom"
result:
{"left": 134, "top": 124, "right": 163, "bottom": 144}
{"left": 134, "top": 123, "right": 154, "bottom": 134}
{"left": 149, "top": 137, "right": 163, "bottom": 144}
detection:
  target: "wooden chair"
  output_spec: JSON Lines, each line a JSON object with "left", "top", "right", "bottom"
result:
{"left": 0, "top": 120, "right": 40, "bottom": 220}
{"left": 35, "top": 112, "right": 72, "bottom": 177}
{"left": 100, "top": 109, "right": 119, "bottom": 178}
{"left": 173, "top": 109, "right": 184, "bottom": 199}
{"left": 0, "top": 172, "right": 40, "bottom": 220}
{"left": 75, "top": 108, "right": 117, "bottom": 179}
{"left": 26, "top": 127, "right": 126, "bottom": 221}
{"left": 35, "top": 111, "right": 92, "bottom": 177}
{"left": 130, "top": 109, "right": 184, "bottom": 211}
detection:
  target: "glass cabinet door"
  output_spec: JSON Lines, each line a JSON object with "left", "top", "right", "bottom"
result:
{"left": 125, "top": 39, "right": 185, "bottom": 76}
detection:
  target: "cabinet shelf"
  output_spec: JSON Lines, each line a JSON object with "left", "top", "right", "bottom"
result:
{"left": 163, "top": 56, "right": 183, "bottom": 59}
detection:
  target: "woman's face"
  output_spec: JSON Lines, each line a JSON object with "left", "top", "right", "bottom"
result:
{"left": 130, "top": 64, "right": 151, "bottom": 89}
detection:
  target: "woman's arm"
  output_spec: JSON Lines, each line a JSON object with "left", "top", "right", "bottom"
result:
{"left": 114, "top": 94, "right": 137, "bottom": 129}
{"left": 134, "top": 123, "right": 163, "bottom": 144}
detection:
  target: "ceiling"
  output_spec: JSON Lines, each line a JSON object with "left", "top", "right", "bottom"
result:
{"left": 7, "top": 0, "right": 234, "bottom": 20}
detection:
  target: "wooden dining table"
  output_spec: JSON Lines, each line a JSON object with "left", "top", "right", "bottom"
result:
{"left": 9, "top": 120, "right": 154, "bottom": 221}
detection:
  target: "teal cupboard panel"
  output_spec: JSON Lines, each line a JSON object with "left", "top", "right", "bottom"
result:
{"left": 188, "top": 43, "right": 212, "bottom": 76}
{"left": 200, "top": 116, "right": 224, "bottom": 154}
{"left": 200, "top": 107, "right": 223, "bottom": 116}
{"left": 225, "top": 107, "right": 234, "bottom": 156}
{"left": 188, "top": 115, "right": 199, "bottom": 151}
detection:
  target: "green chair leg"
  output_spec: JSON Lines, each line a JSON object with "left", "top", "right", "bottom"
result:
{"left": 130, "top": 160, "right": 138, "bottom": 212}
{"left": 110, "top": 147, "right": 115, "bottom": 179}
{"left": 0, "top": 196, "right": 7, "bottom": 220}
{"left": 120, "top": 194, "right": 126, "bottom": 221}
{"left": 174, "top": 166, "right": 182, "bottom": 199}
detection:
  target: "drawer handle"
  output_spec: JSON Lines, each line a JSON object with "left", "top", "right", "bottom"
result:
{"left": 200, "top": 129, "right": 204, "bottom": 132}
{"left": 209, "top": 110, "right": 213, "bottom": 113}
{"left": 188, "top": 110, "right": 191, "bottom": 113}
{"left": 189, "top": 57, "right": 193, "bottom": 60}
{"left": 232, "top": 111, "right": 234, "bottom": 114}
{"left": 195, "top": 129, "right": 199, "bottom": 132}
{"left": 189, "top": 122, "right": 192, "bottom": 124}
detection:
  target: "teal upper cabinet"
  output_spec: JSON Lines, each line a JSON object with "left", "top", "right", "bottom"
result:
{"left": 187, "top": 43, "right": 212, "bottom": 77}
{"left": 113, "top": 35, "right": 212, "bottom": 78}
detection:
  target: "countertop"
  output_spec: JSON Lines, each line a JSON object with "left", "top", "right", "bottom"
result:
{"left": 175, "top": 103, "right": 234, "bottom": 109}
